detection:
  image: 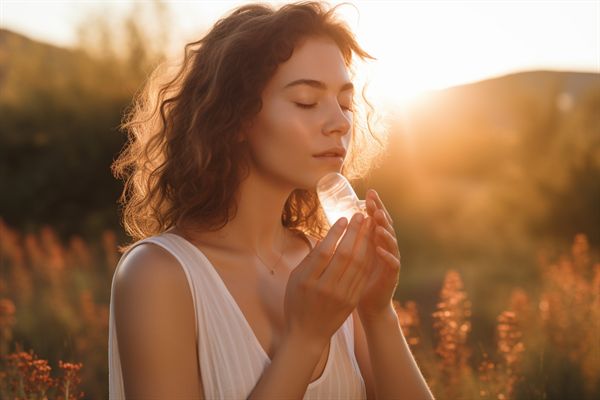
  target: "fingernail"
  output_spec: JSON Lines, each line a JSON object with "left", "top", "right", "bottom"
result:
{"left": 354, "top": 213, "right": 364, "bottom": 224}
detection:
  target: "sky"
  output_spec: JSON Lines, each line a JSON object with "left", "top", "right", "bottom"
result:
{"left": 1, "top": 0, "right": 599, "bottom": 106}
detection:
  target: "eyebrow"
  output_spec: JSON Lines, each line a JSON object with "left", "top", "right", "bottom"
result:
{"left": 284, "top": 79, "right": 354, "bottom": 93}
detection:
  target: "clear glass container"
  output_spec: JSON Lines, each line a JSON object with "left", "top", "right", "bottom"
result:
{"left": 316, "top": 172, "right": 368, "bottom": 227}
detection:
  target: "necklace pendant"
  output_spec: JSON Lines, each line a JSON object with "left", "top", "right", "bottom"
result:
{"left": 270, "top": 269, "right": 275, "bottom": 275}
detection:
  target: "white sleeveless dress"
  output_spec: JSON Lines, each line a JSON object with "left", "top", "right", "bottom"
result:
{"left": 108, "top": 231, "right": 367, "bottom": 399}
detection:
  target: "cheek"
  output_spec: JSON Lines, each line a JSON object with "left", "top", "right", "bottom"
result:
{"left": 247, "top": 100, "right": 338, "bottom": 188}
{"left": 250, "top": 105, "right": 315, "bottom": 170}
{"left": 257, "top": 104, "right": 315, "bottom": 163}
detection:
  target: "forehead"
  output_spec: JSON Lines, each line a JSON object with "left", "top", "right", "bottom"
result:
{"left": 269, "top": 36, "right": 351, "bottom": 92}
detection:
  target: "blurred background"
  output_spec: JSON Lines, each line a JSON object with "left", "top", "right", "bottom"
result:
{"left": 0, "top": 1, "right": 598, "bottom": 399}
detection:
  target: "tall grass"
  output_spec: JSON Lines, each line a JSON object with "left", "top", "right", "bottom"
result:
{"left": 0, "top": 218, "right": 598, "bottom": 399}
{"left": 0, "top": 219, "right": 116, "bottom": 398}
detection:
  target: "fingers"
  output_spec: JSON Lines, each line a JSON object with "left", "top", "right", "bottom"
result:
{"left": 365, "top": 189, "right": 401, "bottom": 259}
{"left": 374, "top": 224, "right": 398, "bottom": 256}
{"left": 365, "top": 196, "right": 377, "bottom": 218}
{"left": 367, "top": 189, "right": 393, "bottom": 227}
{"left": 338, "top": 216, "right": 372, "bottom": 291}
{"left": 307, "top": 217, "right": 348, "bottom": 279}
{"left": 375, "top": 245, "right": 401, "bottom": 271}
{"left": 366, "top": 191, "right": 394, "bottom": 236}
{"left": 319, "top": 213, "right": 365, "bottom": 283}
{"left": 348, "top": 220, "right": 377, "bottom": 299}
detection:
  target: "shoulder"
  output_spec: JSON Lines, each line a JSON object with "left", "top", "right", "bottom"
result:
{"left": 113, "top": 241, "right": 196, "bottom": 331}
{"left": 114, "top": 241, "right": 184, "bottom": 290}
{"left": 112, "top": 242, "right": 203, "bottom": 398}
{"left": 113, "top": 241, "right": 195, "bottom": 322}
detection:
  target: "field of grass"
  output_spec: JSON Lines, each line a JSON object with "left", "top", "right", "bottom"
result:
{"left": 0, "top": 218, "right": 598, "bottom": 399}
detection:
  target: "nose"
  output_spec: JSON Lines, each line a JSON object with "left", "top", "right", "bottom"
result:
{"left": 322, "top": 100, "right": 352, "bottom": 137}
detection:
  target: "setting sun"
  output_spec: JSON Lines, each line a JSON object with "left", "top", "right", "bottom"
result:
{"left": 330, "top": 1, "right": 599, "bottom": 107}
{"left": 2, "top": 0, "right": 597, "bottom": 109}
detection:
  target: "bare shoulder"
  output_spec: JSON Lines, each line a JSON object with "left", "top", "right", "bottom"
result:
{"left": 113, "top": 242, "right": 204, "bottom": 399}
{"left": 113, "top": 243, "right": 195, "bottom": 316}
{"left": 114, "top": 242, "right": 184, "bottom": 290}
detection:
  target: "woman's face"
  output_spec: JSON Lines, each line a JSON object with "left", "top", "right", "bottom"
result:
{"left": 244, "top": 35, "right": 354, "bottom": 190}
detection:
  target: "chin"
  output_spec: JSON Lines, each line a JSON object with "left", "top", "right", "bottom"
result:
{"left": 290, "top": 160, "right": 344, "bottom": 191}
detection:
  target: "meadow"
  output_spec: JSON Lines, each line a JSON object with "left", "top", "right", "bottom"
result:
{"left": 1, "top": 4, "right": 598, "bottom": 399}
{"left": 1, "top": 219, "right": 597, "bottom": 399}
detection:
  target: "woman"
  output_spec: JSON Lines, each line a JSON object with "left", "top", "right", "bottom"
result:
{"left": 109, "top": 1, "right": 433, "bottom": 399}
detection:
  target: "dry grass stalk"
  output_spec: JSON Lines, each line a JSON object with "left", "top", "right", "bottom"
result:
{"left": 432, "top": 269, "right": 472, "bottom": 396}
{"left": 394, "top": 299, "right": 421, "bottom": 346}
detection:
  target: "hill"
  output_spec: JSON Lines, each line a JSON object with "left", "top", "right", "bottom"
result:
{"left": 1, "top": 28, "right": 598, "bottom": 256}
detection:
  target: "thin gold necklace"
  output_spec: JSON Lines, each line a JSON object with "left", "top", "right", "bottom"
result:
{"left": 253, "top": 229, "right": 287, "bottom": 275}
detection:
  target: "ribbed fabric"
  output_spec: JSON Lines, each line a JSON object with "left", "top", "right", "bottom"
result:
{"left": 109, "top": 231, "right": 367, "bottom": 399}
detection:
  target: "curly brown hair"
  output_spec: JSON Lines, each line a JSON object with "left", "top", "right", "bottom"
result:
{"left": 111, "top": 0, "right": 389, "bottom": 245}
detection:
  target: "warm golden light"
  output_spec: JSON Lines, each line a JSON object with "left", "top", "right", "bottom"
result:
{"left": 2, "top": 1, "right": 597, "bottom": 109}
{"left": 333, "top": 1, "right": 599, "bottom": 108}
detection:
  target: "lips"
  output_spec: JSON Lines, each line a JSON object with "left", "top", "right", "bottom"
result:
{"left": 313, "top": 147, "right": 346, "bottom": 158}
{"left": 313, "top": 151, "right": 345, "bottom": 165}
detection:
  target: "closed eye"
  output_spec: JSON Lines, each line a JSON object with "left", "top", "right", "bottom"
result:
{"left": 294, "top": 102, "right": 353, "bottom": 112}
{"left": 295, "top": 102, "right": 316, "bottom": 109}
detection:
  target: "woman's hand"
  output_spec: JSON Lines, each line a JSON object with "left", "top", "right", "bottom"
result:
{"left": 356, "top": 189, "right": 401, "bottom": 323}
{"left": 283, "top": 213, "right": 373, "bottom": 349}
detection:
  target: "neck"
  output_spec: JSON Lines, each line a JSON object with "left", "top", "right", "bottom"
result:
{"left": 176, "top": 164, "right": 299, "bottom": 259}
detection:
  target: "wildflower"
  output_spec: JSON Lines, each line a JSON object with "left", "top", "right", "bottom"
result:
{"left": 496, "top": 311, "right": 525, "bottom": 398}
{"left": 432, "top": 270, "right": 472, "bottom": 395}
{"left": 0, "top": 298, "right": 16, "bottom": 355}
{"left": 57, "top": 360, "right": 84, "bottom": 400}
{"left": 1, "top": 349, "right": 56, "bottom": 399}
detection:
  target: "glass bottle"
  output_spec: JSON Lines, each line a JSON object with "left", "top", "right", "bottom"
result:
{"left": 316, "top": 172, "right": 368, "bottom": 227}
